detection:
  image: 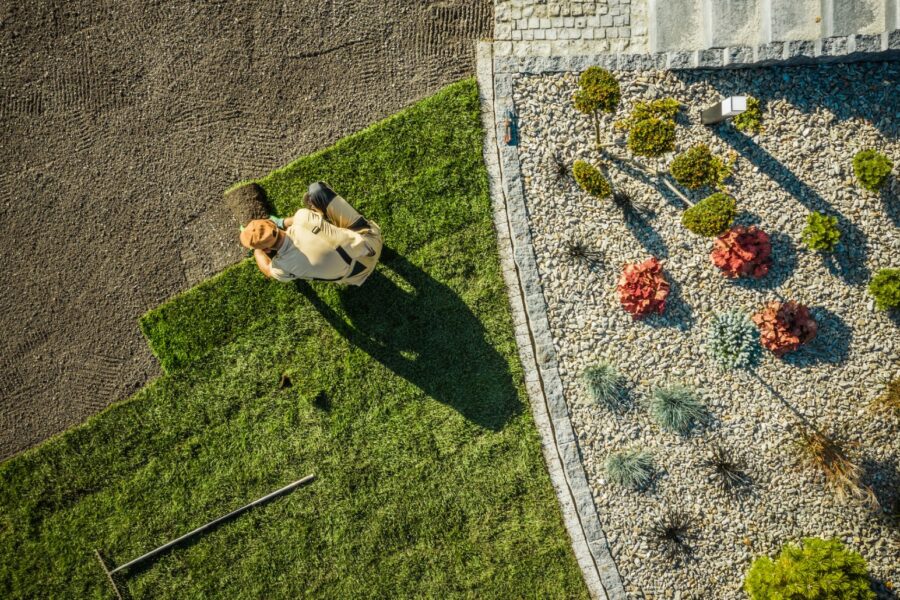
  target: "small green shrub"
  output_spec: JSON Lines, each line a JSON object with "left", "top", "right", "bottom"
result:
{"left": 628, "top": 117, "right": 676, "bottom": 157}
{"left": 801, "top": 211, "right": 841, "bottom": 252}
{"left": 630, "top": 98, "right": 681, "bottom": 123}
{"left": 681, "top": 192, "right": 736, "bottom": 237}
{"left": 868, "top": 268, "right": 900, "bottom": 311}
{"left": 732, "top": 96, "right": 762, "bottom": 134}
{"left": 573, "top": 160, "right": 612, "bottom": 198}
{"left": 853, "top": 149, "right": 893, "bottom": 192}
{"left": 572, "top": 66, "right": 621, "bottom": 115}
{"left": 582, "top": 362, "right": 627, "bottom": 410}
{"left": 670, "top": 144, "right": 730, "bottom": 189}
{"left": 605, "top": 449, "right": 654, "bottom": 489}
{"left": 706, "top": 311, "right": 761, "bottom": 371}
{"left": 648, "top": 385, "right": 706, "bottom": 434}
{"left": 744, "top": 538, "right": 874, "bottom": 600}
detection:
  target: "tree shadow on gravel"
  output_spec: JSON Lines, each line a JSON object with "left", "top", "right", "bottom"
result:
{"left": 860, "top": 457, "right": 900, "bottom": 531}
{"left": 881, "top": 175, "right": 900, "bottom": 228}
{"left": 607, "top": 155, "right": 689, "bottom": 211}
{"left": 711, "top": 127, "right": 870, "bottom": 286}
{"left": 781, "top": 306, "right": 852, "bottom": 367}
{"left": 621, "top": 203, "right": 669, "bottom": 259}
{"left": 669, "top": 64, "right": 900, "bottom": 139}
{"left": 295, "top": 247, "right": 522, "bottom": 431}
{"left": 642, "top": 275, "right": 694, "bottom": 332}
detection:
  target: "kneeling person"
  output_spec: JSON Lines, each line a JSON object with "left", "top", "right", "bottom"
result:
{"left": 240, "top": 182, "right": 383, "bottom": 286}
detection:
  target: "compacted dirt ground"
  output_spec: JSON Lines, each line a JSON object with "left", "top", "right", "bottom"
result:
{"left": 0, "top": 0, "right": 493, "bottom": 459}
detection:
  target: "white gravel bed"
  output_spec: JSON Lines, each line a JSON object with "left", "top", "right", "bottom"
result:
{"left": 512, "top": 62, "right": 900, "bottom": 598}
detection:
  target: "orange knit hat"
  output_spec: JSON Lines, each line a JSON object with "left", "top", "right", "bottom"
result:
{"left": 239, "top": 219, "right": 278, "bottom": 249}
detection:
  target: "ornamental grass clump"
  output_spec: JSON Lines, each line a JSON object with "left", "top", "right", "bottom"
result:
{"left": 669, "top": 144, "right": 731, "bottom": 189}
{"left": 650, "top": 509, "right": 695, "bottom": 560}
{"left": 852, "top": 149, "right": 893, "bottom": 192}
{"left": 605, "top": 448, "right": 654, "bottom": 490}
{"left": 573, "top": 66, "right": 621, "bottom": 147}
{"left": 616, "top": 257, "right": 670, "bottom": 319}
{"left": 706, "top": 311, "right": 761, "bottom": 371}
{"left": 573, "top": 160, "right": 612, "bottom": 199}
{"left": 582, "top": 362, "right": 627, "bottom": 410}
{"left": 710, "top": 226, "right": 772, "bottom": 279}
{"left": 871, "top": 378, "right": 900, "bottom": 415}
{"left": 744, "top": 538, "right": 875, "bottom": 600}
{"left": 801, "top": 211, "right": 841, "bottom": 252}
{"left": 648, "top": 384, "right": 706, "bottom": 434}
{"left": 797, "top": 430, "right": 876, "bottom": 507}
{"left": 681, "top": 192, "right": 736, "bottom": 237}
{"left": 732, "top": 96, "right": 762, "bottom": 134}
{"left": 752, "top": 300, "right": 817, "bottom": 357}
{"left": 702, "top": 444, "right": 751, "bottom": 493}
{"left": 868, "top": 268, "right": 900, "bottom": 311}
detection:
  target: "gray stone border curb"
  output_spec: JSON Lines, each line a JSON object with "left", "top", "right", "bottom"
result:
{"left": 476, "top": 41, "right": 626, "bottom": 600}
{"left": 494, "top": 29, "right": 900, "bottom": 73}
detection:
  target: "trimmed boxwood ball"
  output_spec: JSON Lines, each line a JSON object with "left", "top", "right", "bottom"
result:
{"left": 630, "top": 98, "right": 680, "bottom": 122}
{"left": 681, "top": 192, "right": 737, "bottom": 237}
{"left": 868, "top": 268, "right": 900, "bottom": 311}
{"left": 582, "top": 362, "right": 627, "bottom": 410}
{"left": 745, "top": 538, "right": 874, "bottom": 600}
{"left": 572, "top": 66, "right": 621, "bottom": 115}
{"left": 670, "top": 143, "right": 729, "bottom": 189}
{"left": 706, "top": 311, "right": 761, "bottom": 370}
{"left": 801, "top": 211, "right": 841, "bottom": 252}
{"left": 852, "top": 149, "right": 893, "bottom": 192}
{"left": 627, "top": 117, "right": 676, "bottom": 157}
{"left": 573, "top": 160, "right": 611, "bottom": 198}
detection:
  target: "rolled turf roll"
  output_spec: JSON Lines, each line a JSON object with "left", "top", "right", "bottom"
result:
{"left": 224, "top": 182, "right": 270, "bottom": 225}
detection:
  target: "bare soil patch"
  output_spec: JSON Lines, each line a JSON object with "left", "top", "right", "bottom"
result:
{"left": 0, "top": 0, "right": 492, "bottom": 458}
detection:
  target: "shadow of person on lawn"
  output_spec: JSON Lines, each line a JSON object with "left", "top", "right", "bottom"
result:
{"left": 295, "top": 247, "right": 522, "bottom": 431}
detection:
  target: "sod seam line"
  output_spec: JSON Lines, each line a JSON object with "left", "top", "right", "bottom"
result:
{"left": 476, "top": 41, "right": 625, "bottom": 600}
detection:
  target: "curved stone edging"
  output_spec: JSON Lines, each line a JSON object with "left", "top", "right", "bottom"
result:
{"left": 475, "top": 41, "right": 626, "bottom": 600}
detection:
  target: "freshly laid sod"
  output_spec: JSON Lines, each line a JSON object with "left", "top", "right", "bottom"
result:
{"left": 0, "top": 80, "right": 587, "bottom": 598}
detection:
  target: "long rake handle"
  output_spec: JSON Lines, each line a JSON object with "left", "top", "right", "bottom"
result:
{"left": 109, "top": 474, "right": 315, "bottom": 574}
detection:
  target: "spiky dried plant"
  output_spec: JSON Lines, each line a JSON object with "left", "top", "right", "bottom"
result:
{"left": 650, "top": 509, "right": 694, "bottom": 560}
{"left": 702, "top": 444, "right": 751, "bottom": 493}
{"left": 797, "top": 430, "right": 878, "bottom": 508}
{"left": 564, "top": 238, "right": 603, "bottom": 265}
{"left": 612, "top": 189, "right": 632, "bottom": 208}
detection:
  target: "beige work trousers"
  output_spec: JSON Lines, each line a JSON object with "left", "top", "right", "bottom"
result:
{"left": 318, "top": 194, "right": 383, "bottom": 286}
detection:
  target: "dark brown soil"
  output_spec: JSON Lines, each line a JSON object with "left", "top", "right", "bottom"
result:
{"left": 0, "top": 0, "right": 492, "bottom": 459}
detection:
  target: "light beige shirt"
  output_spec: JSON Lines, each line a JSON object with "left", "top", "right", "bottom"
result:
{"left": 269, "top": 209, "right": 371, "bottom": 282}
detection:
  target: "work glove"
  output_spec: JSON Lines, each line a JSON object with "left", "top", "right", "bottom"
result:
{"left": 268, "top": 216, "right": 285, "bottom": 229}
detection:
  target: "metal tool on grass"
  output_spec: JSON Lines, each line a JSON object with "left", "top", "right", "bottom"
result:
{"left": 95, "top": 474, "right": 315, "bottom": 599}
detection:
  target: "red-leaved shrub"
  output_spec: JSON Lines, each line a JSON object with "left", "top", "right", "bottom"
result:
{"left": 752, "top": 301, "right": 817, "bottom": 357}
{"left": 710, "top": 226, "right": 772, "bottom": 278}
{"left": 617, "top": 258, "right": 670, "bottom": 319}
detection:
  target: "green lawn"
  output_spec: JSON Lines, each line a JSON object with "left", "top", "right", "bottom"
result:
{"left": 0, "top": 80, "right": 587, "bottom": 599}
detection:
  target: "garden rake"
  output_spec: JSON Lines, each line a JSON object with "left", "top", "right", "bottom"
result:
{"left": 95, "top": 474, "right": 315, "bottom": 599}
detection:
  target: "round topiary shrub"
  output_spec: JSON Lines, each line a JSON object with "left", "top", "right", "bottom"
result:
{"left": 868, "top": 268, "right": 900, "bottom": 311}
{"left": 853, "top": 149, "right": 893, "bottom": 192}
{"left": 582, "top": 362, "right": 627, "bottom": 410}
{"left": 681, "top": 193, "right": 737, "bottom": 237}
{"left": 744, "top": 538, "right": 874, "bottom": 600}
{"left": 670, "top": 144, "right": 729, "bottom": 189}
{"left": 572, "top": 66, "right": 621, "bottom": 115}
{"left": 627, "top": 117, "right": 676, "bottom": 157}
{"left": 629, "top": 98, "right": 680, "bottom": 123}
{"left": 707, "top": 311, "right": 761, "bottom": 371}
{"left": 605, "top": 448, "right": 654, "bottom": 489}
{"left": 648, "top": 384, "right": 706, "bottom": 434}
{"left": 572, "top": 160, "right": 611, "bottom": 198}
{"left": 802, "top": 211, "right": 841, "bottom": 252}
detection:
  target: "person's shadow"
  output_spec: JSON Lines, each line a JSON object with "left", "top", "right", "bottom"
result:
{"left": 294, "top": 247, "right": 522, "bottom": 431}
